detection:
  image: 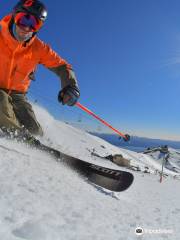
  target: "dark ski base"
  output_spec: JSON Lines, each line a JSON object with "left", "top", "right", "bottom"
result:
{"left": 0, "top": 128, "right": 134, "bottom": 192}
{"left": 55, "top": 150, "right": 134, "bottom": 192}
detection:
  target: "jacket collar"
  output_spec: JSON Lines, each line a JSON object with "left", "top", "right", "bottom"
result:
{"left": 0, "top": 14, "right": 36, "bottom": 50}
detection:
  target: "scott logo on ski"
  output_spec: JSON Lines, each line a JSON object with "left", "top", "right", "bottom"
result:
{"left": 90, "top": 164, "right": 121, "bottom": 177}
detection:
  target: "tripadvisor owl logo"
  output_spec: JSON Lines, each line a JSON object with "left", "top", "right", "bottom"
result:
{"left": 135, "top": 227, "right": 144, "bottom": 236}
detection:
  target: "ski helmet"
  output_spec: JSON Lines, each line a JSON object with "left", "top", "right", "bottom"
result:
{"left": 13, "top": 0, "right": 47, "bottom": 22}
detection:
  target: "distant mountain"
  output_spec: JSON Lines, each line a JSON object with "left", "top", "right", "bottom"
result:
{"left": 89, "top": 132, "right": 180, "bottom": 151}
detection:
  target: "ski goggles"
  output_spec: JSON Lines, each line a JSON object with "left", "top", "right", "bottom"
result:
{"left": 14, "top": 12, "right": 43, "bottom": 32}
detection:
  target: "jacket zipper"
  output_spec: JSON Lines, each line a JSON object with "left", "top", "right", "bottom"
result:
{"left": 11, "top": 65, "right": 17, "bottom": 78}
{"left": 7, "top": 45, "right": 20, "bottom": 90}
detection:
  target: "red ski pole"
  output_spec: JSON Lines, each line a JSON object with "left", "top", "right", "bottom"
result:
{"left": 76, "top": 102, "right": 130, "bottom": 141}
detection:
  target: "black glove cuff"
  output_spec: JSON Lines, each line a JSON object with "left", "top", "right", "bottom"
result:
{"left": 58, "top": 85, "right": 80, "bottom": 106}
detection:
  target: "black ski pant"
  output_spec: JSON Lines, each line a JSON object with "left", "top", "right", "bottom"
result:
{"left": 0, "top": 89, "right": 43, "bottom": 136}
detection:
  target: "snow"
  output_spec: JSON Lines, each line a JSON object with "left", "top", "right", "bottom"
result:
{"left": 0, "top": 104, "right": 180, "bottom": 240}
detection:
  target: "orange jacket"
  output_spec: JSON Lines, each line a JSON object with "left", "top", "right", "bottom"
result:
{"left": 0, "top": 14, "right": 70, "bottom": 93}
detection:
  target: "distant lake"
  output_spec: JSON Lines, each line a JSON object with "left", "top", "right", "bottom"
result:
{"left": 120, "top": 146, "right": 145, "bottom": 152}
{"left": 90, "top": 132, "right": 180, "bottom": 152}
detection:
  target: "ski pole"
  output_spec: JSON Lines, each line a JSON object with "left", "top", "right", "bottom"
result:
{"left": 159, "top": 154, "right": 167, "bottom": 183}
{"left": 76, "top": 102, "right": 130, "bottom": 141}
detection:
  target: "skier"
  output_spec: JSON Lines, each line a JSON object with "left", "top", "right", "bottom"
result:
{"left": 0, "top": 0, "right": 80, "bottom": 136}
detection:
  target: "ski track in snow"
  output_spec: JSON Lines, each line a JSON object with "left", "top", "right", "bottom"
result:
{"left": 0, "top": 104, "right": 180, "bottom": 240}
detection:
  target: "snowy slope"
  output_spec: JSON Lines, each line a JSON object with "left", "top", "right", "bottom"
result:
{"left": 0, "top": 104, "right": 180, "bottom": 240}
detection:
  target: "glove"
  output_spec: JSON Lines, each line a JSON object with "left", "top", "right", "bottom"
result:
{"left": 58, "top": 85, "right": 80, "bottom": 106}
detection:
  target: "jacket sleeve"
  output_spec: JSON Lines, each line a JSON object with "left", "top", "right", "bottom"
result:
{"left": 39, "top": 41, "right": 79, "bottom": 89}
{"left": 48, "top": 65, "right": 78, "bottom": 89}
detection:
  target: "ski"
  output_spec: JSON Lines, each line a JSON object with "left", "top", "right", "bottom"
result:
{"left": 0, "top": 128, "right": 134, "bottom": 192}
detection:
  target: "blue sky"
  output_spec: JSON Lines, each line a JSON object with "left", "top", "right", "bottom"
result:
{"left": 1, "top": 0, "right": 180, "bottom": 140}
